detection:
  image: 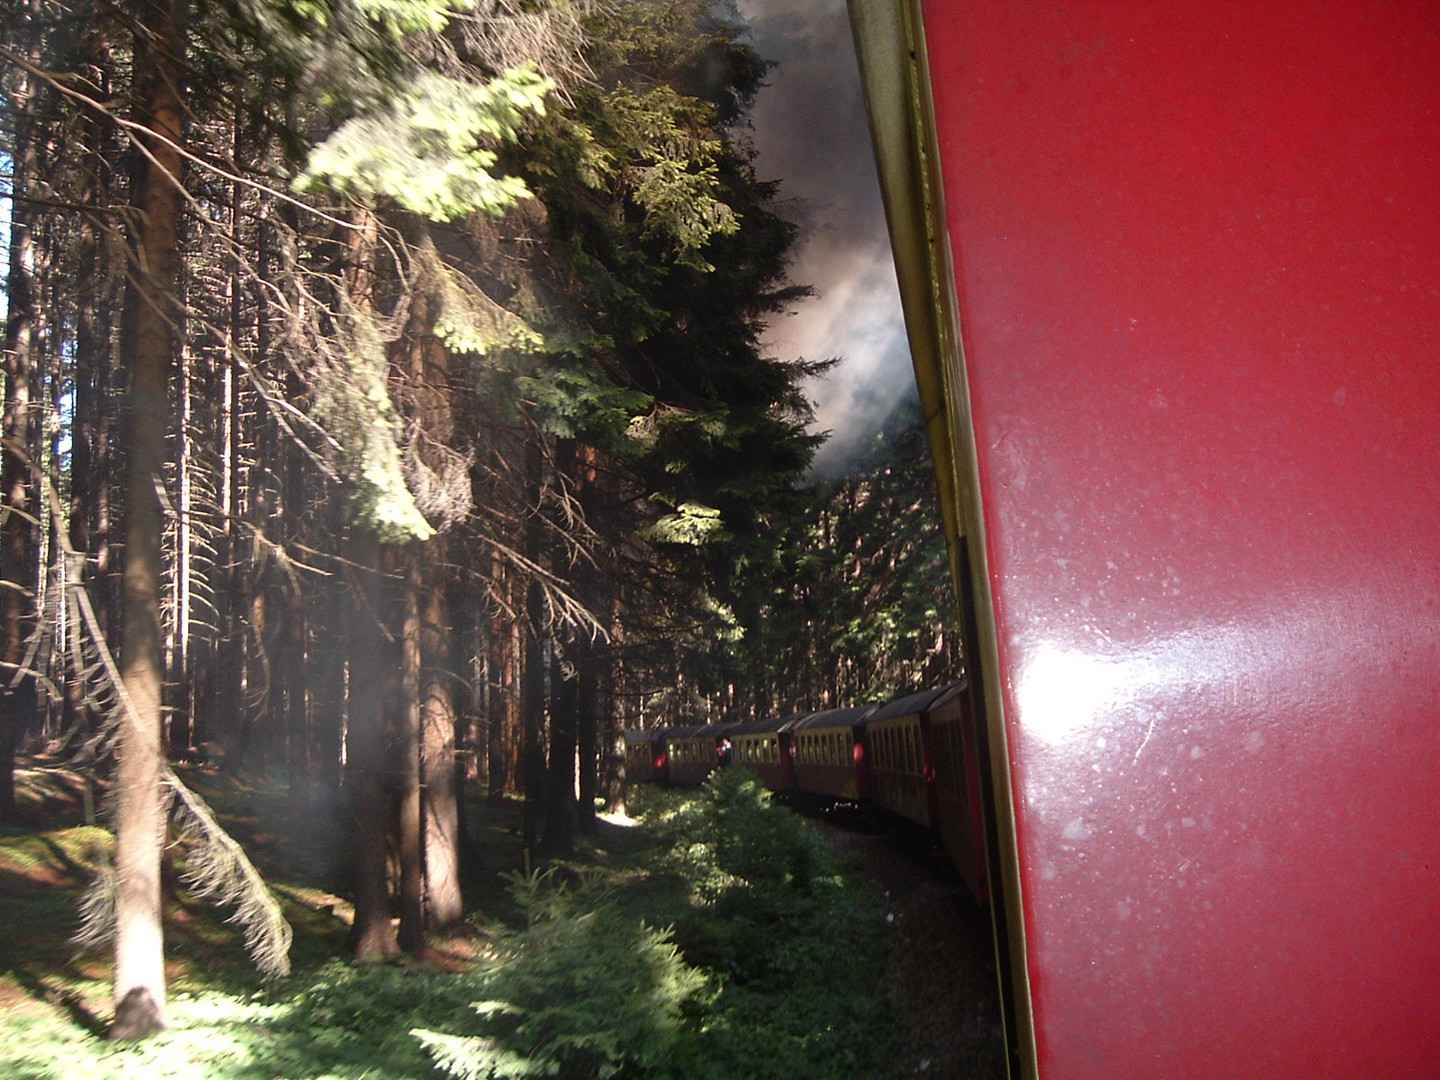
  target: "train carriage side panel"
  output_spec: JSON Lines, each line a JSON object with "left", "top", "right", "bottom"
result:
{"left": 729, "top": 715, "right": 800, "bottom": 792}
{"left": 665, "top": 723, "right": 738, "bottom": 786}
{"left": 864, "top": 688, "right": 947, "bottom": 828}
{"left": 790, "top": 705, "right": 877, "bottom": 801}
{"left": 926, "top": 683, "right": 987, "bottom": 904}
{"left": 853, "top": 2, "right": 1440, "bottom": 1078}
{"left": 622, "top": 729, "right": 667, "bottom": 784}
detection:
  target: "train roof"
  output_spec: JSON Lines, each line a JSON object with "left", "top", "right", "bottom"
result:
{"left": 790, "top": 703, "right": 880, "bottom": 732}
{"left": 729, "top": 714, "right": 804, "bottom": 736}
{"left": 866, "top": 681, "right": 967, "bottom": 723}
{"left": 663, "top": 721, "right": 741, "bottom": 740}
{"left": 620, "top": 728, "right": 664, "bottom": 745}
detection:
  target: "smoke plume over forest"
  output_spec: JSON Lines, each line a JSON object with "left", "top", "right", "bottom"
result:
{"left": 738, "top": 0, "right": 917, "bottom": 478}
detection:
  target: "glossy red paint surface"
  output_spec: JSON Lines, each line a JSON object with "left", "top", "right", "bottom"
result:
{"left": 919, "top": 3, "right": 1440, "bottom": 1076}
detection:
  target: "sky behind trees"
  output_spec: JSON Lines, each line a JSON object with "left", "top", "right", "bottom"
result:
{"left": 737, "top": 0, "right": 915, "bottom": 478}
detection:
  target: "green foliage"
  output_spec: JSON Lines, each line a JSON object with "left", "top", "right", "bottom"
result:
{"left": 419, "top": 240, "right": 546, "bottom": 358}
{"left": 515, "top": 366, "right": 654, "bottom": 444}
{"left": 594, "top": 85, "right": 741, "bottom": 269}
{"left": 355, "top": 0, "right": 471, "bottom": 37}
{"left": 297, "top": 65, "right": 552, "bottom": 222}
{"left": 310, "top": 303, "right": 437, "bottom": 543}
{"left": 638, "top": 500, "right": 724, "bottom": 546}
{"left": 640, "top": 775, "right": 908, "bottom": 1080}
{"left": 279, "top": 960, "right": 486, "bottom": 1075}
{"left": 653, "top": 769, "right": 825, "bottom": 900}
{"left": 4, "top": 778, "right": 916, "bottom": 1080}
{"left": 697, "top": 396, "right": 962, "bottom": 716}
{"left": 414, "top": 869, "right": 707, "bottom": 1080}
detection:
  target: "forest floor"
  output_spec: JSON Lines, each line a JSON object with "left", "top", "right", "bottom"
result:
{"left": 812, "top": 811, "right": 1008, "bottom": 1080}
{"left": 0, "top": 760, "right": 1005, "bottom": 1079}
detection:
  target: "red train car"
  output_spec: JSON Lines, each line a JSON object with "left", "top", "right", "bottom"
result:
{"left": 861, "top": 688, "right": 941, "bottom": 829}
{"left": 728, "top": 714, "right": 800, "bottom": 792}
{"left": 851, "top": 3, "right": 1440, "bottom": 1077}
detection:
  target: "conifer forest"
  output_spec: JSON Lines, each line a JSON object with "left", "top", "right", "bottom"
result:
{"left": 0, "top": 0, "right": 962, "bottom": 1059}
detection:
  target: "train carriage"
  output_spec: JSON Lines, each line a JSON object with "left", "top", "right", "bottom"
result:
{"left": 850, "top": 2, "right": 1440, "bottom": 1076}
{"left": 789, "top": 704, "right": 877, "bottom": 801}
{"left": 728, "top": 714, "right": 800, "bottom": 792}
{"left": 663, "top": 722, "right": 739, "bottom": 786}
{"left": 861, "top": 687, "right": 945, "bottom": 829}
{"left": 621, "top": 728, "right": 667, "bottom": 785}
{"left": 924, "top": 682, "right": 986, "bottom": 903}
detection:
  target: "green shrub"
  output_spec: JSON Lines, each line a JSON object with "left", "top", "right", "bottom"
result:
{"left": 654, "top": 769, "right": 832, "bottom": 902}
{"left": 642, "top": 771, "right": 908, "bottom": 1080}
{"left": 413, "top": 869, "right": 707, "bottom": 1080}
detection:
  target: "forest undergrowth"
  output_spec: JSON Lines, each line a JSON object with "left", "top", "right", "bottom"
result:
{"left": 0, "top": 765, "right": 909, "bottom": 1080}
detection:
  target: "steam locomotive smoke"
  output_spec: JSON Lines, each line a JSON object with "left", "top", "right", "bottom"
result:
{"left": 738, "top": 0, "right": 917, "bottom": 479}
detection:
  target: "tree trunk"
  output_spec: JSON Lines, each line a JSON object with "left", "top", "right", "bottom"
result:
{"left": 575, "top": 627, "right": 600, "bottom": 835}
{"left": 111, "top": 0, "right": 187, "bottom": 1039}
{"left": 346, "top": 529, "right": 400, "bottom": 961}
{"left": 540, "top": 647, "right": 577, "bottom": 856}
{"left": 485, "top": 567, "right": 514, "bottom": 804}
{"left": 520, "top": 437, "right": 547, "bottom": 856}
{"left": 0, "top": 0, "right": 44, "bottom": 824}
{"left": 396, "top": 550, "right": 425, "bottom": 954}
{"left": 341, "top": 209, "right": 400, "bottom": 961}
{"left": 419, "top": 550, "right": 463, "bottom": 929}
{"left": 283, "top": 435, "right": 310, "bottom": 813}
